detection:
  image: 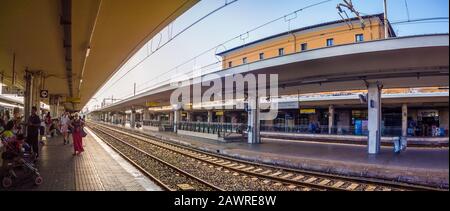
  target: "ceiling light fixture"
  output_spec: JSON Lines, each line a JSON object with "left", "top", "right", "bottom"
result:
{"left": 86, "top": 47, "right": 91, "bottom": 58}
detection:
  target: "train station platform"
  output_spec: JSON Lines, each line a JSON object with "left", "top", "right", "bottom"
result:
{"left": 1, "top": 129, "right": 161, "bottom": 191}
{"left": 110, "top": 123, "right": 449, "bottom": 188}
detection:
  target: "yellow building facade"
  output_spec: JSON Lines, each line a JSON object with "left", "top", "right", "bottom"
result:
{"left": 218, "top": 14, "right": 395, "bottom": 69}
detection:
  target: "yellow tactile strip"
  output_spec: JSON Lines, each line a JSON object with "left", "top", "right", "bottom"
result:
{"left": 74, "top": 135, "right": 146, "bottom": 191}
{"left": 74, "top": 147, "right": 106, "bottom": 191}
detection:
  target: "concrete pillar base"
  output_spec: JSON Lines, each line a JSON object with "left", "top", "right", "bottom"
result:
{"left": 402, "top": 104, "right": 408, "bottom": 137}
{"left": 367, "top": 82, "right": 382, "bottom": 154}
{"left": 248, "top": 97, "right": 261, "bottom": 144}
{"left": 130, "top": 110, "right": 136, "bottom": 128}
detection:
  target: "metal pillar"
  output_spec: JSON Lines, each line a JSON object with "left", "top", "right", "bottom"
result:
{"left": 24, "top": 71, "right": 33, "bottom": 124}
{"left": 207, "top": 111, "right": 213, "bottom": 123}
{"left": 173, "top": 110, "right": 180, "bottom": 132}
{"left": 156, "top": 114, "right": 161, "bottom": 122}
{"left": 220, "top": 112, "right": 225, "bottom": 123}
{"left": 169, "top": 112, "right": 174, "bottom": 125}
{"left": 383, "top": 0, "right": 389, "bottom": 39}
{"left": 367, "top": 82, "right": 383, "bottom": 154}
{"left": 402, "top": 104, "right": 408, "bottom": 137}
{"left": 31, "top": 72, "right": 42, "bottom": 109}
{"left": 328, "top": 105, "right": 335, "bottom": 134}
{"left": 143, "top": 110, "right": 150, "bottom": 121}
{"left": 231, "top": 113, "right": 238, "bottom": 124}
{"left": 247, "top": 97, "right": 261, "bottom": 144}
{"left": 130, "top": 110, "right": 136, "bottom": 128}
{"left": 186, "top": 112, "right": 192, "bottom": 122}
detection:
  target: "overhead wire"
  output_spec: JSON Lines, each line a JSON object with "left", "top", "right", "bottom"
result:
{"left": 94, "top": 0, "right": 239, "bottom": 99}
{"left": 131, "top": 0, "right": 334, "bottom": 99}
{"left": 391, "top": 17, "right": 449, "bottom": 25}
{"left": 404, "top": 0, "right": 410, "bottom": 21}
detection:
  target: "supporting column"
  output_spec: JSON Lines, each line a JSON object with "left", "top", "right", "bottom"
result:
{"left": 247, "top": 97, "right": 261, "bottom": 144}
{"left": 367, "top": 82, "right": 383, "bottom": 155}
{"left": 402, "top": 104, "right": 408, "bottom": 137}
{"left": 156, "top": 114, "right": 161, "bottom": 122}
{"left": 50, "top": 105, "right": 57, "bottom": 118}
{"left": 56, "top": 96, "right": 60, "bottom": 117}
{"left": 24, "top": 71, "right": 34, "bottom": 124}
{"left": 169, "top": 112, "right": 174, "bottom": 125}
{"left": 220, "top": 111, "right": 225, "bottom": 123}
{"left": 207, "top": 111, "right": 213, "bottom": 123}
{"left": 130, "top": 110, "right": 136, "bottom": 128}
{"left": 186, "top": 112, "right": 192, "bottom": 122}
{"left": 328, "top": 105, "right": 335, "bottom": 134}
{"left": 231, "top": 113, "right": 238, "bottom": 124}
{"left": 143, "top": 110, "right": 150, "bottom": 121}
{"left": 173, "top": 110, "right": 180, "bottom": 132}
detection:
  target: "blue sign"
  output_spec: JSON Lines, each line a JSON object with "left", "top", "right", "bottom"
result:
{"left": 355, "top": 120, "right": 363, "bottom": 135}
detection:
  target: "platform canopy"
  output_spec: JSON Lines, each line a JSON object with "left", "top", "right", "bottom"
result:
{"left": 96, "top": 34, "right": 449, "bottom": 112}
{"left": 0, "top": 0, "right": 198, "bottom": 111}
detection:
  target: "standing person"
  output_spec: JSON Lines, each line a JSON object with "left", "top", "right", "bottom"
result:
{"left": 4, "top": 110, "right": 11, "bottom": 123}
{"left": 13, "top": 108, "right": 23, "bottom": 135}
{"left": 69, "top": 114, "right": 85, "bottom": 156}
{"left": 26, "top": 106, "right": 41, "bottom": 159}
{"left": 45, "top": 112, "right": 52, "bottom": 137}
{"left": 60, "top": 112, "right": 71, "bottom": 145}
{"left": 0, "top": 115, "right": 5, "bottom": 131}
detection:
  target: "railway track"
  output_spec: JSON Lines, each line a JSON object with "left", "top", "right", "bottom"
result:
{"left": 88, "top": 126, "right": 223, "bottom": 191}
{"left": 88, "top": 122, "right": 445, "bottom": 191}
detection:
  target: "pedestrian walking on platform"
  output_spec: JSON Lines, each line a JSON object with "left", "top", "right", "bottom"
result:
{"left": 70, "top": 114, "right": 85, "bottom": 156}
{"left": 60, "top": 112, "right": 71, "bottom": 145}
{"left": 45, "top": 112, "right": 52, "bottom": 137}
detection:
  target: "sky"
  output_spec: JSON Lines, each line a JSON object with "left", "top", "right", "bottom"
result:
{"left": 85, "top": 0, "right": 449, "bottom": 111}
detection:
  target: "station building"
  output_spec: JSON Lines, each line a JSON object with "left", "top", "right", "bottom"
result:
{"left": 126, "top": 14, "right": 445, "bottom": 139}
{"left": 92, "top": 14, "right": 448, "bottom": 144}
{"left": 217, "top": 14, "right": 395, "bottom": 69}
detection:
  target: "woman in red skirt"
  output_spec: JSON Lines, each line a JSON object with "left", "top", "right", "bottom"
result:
{"left": 70, "top": 114, "right": 85, "bottom": 156}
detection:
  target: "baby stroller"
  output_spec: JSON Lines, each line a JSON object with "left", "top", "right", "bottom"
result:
{"left": 1, "top": 134, "right": 43, "bottom": 189}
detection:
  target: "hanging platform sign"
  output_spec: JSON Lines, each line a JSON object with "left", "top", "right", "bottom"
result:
{"left": 65, "top": 97, "right": 81, "bottom": 103}
{"left": 146, "top": 102, "right": 161, "bottom": 107}
{"left": 40, "top": 90, "right": 49, "bottom": 98}
{"left": 300, "top": 108, "right": 316, "bottom": 114}
{"left": 2, "top": 86, "right": 23, "bottom": 96}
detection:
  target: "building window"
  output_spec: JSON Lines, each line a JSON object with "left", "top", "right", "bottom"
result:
{"left": 228, "top": 61, "right": 232, "bottom": 68}
{"left": 355, "top": 34, "right": 364, "bottom": 42}
{"left": 278, "top": 48, "right": 285, "bottom": 56}
{"left": 326, "top": 38, "right": 334, "bottom": 47}
{"left": 301, "top": 43, "right": 308, "bottom": 51}
{"left": 259, "top": 53, "right": 265, "bottom": 60}
{"left": 242, "top": 57, "right": 248, "bottom": 64}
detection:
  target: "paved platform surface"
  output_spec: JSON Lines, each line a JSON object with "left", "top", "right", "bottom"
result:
{"left": 113, "top": 123, "right": 449, "bottom": 188}
{"left": 1, "top": 128, "right": 161, "bottom": 191}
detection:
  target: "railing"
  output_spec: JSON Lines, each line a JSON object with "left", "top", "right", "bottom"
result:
{"left": 143, "top": 120, "right": 171, "bottom": 128}
{"left": 177, "top": 122, "right": 246, "bottom": 137}
{"left": 260, "top": 124, "right": 448, "bottom": 137}
{"left": 103, "top": 118, "right": 448, "bottom": 138}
